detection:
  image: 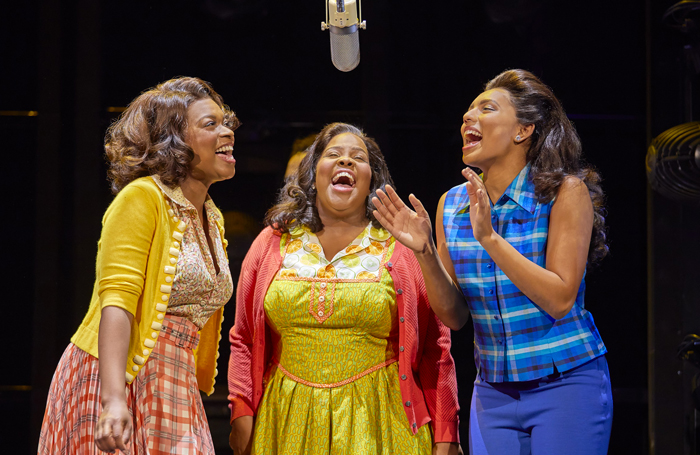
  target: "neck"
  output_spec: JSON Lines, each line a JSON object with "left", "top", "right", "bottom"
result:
{"left": 180, "top": 176, "right": 211, "bottom": 214}
{"left": 480, "top": 153, "right": 527, "bottom": 204}
{"left": 316, "top": 205, "right": 369, "bottom": 231}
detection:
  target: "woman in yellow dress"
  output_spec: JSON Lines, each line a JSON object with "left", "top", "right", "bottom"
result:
{"left": 227, "top": 123, "right": 461, "bottom": 455}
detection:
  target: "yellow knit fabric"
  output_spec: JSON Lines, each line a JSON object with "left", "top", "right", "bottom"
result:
{"left": 69, "top": 176, "right": 226, "bottom": 395}
{"left": 251, "top": 229, "right": 432, "bottom": 454}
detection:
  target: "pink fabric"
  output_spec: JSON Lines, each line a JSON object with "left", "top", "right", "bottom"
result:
{"left": 227, "top": 227, "right": 460, "bottom": 442}
{"left": 39, "top": 316, "right": 215, "bottom": 455}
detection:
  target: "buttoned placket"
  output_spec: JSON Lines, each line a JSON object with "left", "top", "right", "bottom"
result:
{"left": 386, "top": 259, "right": 419, "bottom": 434}
{"left": 490, "top": 205, "right": 507, "bottom": 366}
{"left": 298, "top": 225, "right": 388, "bottom": 324}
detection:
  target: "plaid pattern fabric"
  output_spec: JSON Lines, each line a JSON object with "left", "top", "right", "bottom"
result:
{"left": 39, "top": 315, "right": 215, "bottom": 455}
{"left": 442, "top": 165, "right": 606, "bottom": 382}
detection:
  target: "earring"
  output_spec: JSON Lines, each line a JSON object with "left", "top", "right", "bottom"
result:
{"left": 311, "top": 184, "right": 316, "bottom": 190}
{"left": 515, "top": 135, "right": 521, "bottom": 142}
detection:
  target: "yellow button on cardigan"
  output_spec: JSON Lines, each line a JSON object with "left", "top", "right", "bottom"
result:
{"left": 70, "top": 176, "right": 227, "bottom": 395}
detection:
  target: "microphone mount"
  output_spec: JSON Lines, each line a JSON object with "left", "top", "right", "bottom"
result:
{"left": 321, "top": 0, "right": 366, "bottom": 31}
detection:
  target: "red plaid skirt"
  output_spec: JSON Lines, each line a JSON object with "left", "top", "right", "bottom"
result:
{"left": 38, "top": 315, "right": 215, "bottom": 455}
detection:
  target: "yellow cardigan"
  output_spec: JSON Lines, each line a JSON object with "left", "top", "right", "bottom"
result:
{"left": 70, "top": 176, "right": 226, "bottom": 395}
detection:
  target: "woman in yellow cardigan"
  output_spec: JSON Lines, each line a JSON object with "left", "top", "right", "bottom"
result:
{"left": 38, "top": 77, "right": 239, "bottom": 455}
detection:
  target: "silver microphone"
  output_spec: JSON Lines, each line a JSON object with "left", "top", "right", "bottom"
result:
{"left": 321, "top": 0, "right": 366, "bottom": 72}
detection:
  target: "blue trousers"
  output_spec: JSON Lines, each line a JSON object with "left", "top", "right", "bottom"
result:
{"left": 469, "top": 356, "right": 613, "bottom": 455}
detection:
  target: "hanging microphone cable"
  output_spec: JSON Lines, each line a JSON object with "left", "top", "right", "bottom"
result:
{"left": 321, "top": 0, "right": 366, "bottom": 72}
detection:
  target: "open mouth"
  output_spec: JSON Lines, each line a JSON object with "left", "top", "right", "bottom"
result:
{"left": 215, "top": 144, "right": 236, "bottom": 164}
{"left": 331, "top": 171, "right": 356, "bottom": 189}
{"left": 463, "top": 128, "right": 482, "bottom": 149}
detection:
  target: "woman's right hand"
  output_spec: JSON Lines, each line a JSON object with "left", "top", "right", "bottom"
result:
{"left": 229, "top": 415, "right": 254, "bottom": 455}
{"left": 94, "top": 398, "right": 132, "bottom": 453}
{"left": 462, "top": 167, "right": 495, "bottom": 244}
{"left": 96, "top": 305, "right": 134, "bottom": 453}
{"left": 372, "top": 185, "right": 436, "bottom": 255}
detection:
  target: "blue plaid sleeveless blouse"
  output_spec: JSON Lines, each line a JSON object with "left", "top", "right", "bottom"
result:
{"left": 443, "top": 165, "right": 606, "bottom": 382}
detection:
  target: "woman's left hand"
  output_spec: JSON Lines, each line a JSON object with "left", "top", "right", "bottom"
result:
{"left": 372, "top": 185, "right": 435, "bottom": 255}
{"left": 433, "top": 442, "right": 463, "bottom": 455}
{"left": 462, "top": 167, "right": 495, "bottom": 244}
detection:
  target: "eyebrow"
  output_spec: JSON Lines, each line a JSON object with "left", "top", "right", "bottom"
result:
{"left": 327, "top": 145, "right": 368, "bottom": 152}
{"left": 197, "top": 113, "right": 222, "bottom": 123}
{"left": 468, "top": 98, "right": 501, "bottom": 111}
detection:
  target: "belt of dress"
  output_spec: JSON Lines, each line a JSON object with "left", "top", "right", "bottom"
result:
{"left": 273, "top": 356, "right": 399, "bottom": 389}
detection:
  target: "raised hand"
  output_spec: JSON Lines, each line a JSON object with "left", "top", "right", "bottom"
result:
{"left": 462, "top": 167, "right": 495, "bottom": 243}
{"left": 372, "top": 185, "right": 435, "bottom": 255}
{"left": 94, "top": 398, "right": 132, "bottom": 453}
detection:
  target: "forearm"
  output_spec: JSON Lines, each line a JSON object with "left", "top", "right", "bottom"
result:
{"left": 230, "top": 415, "right": 254, "bottom": 455}
{"left": 433, "top": 442, "right": 461, "bottom": 455}
{"left": 414, "top": 245, "right": 470, "bottom": 330}
{"left": 98, "top": 305, "right": 134, "bottom": 403}
{"left": 480, "top": 232, "right": 577, "bottom": 319}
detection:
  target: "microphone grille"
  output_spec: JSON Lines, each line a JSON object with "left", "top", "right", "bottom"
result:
{"left": 330, "top": 31, "right": 360, "bottom": 72}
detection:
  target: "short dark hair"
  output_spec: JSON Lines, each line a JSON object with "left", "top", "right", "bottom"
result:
{"left": 265, "top": 123, "right": 395, "bottom": 233}
{"left": 105, "top": 76, "right": 240, "bottom": 194}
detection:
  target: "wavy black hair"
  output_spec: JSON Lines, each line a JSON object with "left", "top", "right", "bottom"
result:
{"left": 265, "top": 123, "right": 394, "bottom": 233}
{"left": 485, "top": 69, "right": 608, "bottom": 265}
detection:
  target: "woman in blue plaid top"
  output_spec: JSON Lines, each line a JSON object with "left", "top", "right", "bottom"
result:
{"left": 372, "top": 69, "right": 611, "bottom": 455}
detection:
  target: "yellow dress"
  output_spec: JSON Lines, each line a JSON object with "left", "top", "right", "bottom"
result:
{"left": 252, "top": 224, "right": 433, "bottom": 455}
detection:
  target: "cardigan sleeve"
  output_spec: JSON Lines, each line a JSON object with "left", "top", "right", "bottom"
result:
{"left": 97, "top": 184, "right": 158, "bottom": 314}
{"left": 228, "top": 228, "right": 271, "bottom": 422}
{"left": 413, "top": 256, "right": 461, "bottom": 442}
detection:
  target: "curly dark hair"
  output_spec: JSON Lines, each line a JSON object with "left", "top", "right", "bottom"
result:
{"left": 484, "top": 69, "right": 608, "bottom": 265}
{"left": 105, "top": 76, "right": 240, "bottom": 194}
{"left": 265, "top": 123, "right": 395, "bottom": 233}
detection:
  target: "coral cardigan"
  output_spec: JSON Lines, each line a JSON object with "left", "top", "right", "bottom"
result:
{"left": 70, "top": 176, "right": 226, "bottom": 395}
{"left": 228, "top": 227, "right": 460, "bottom": 442}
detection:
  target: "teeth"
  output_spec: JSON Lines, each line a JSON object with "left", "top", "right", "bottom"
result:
{"left": 464, "top": 130, "right": 482, "bottom": 139}
{"left": 332, "top": 171, "right": 355, "bottom": 184}
{"left": 216, "top": 145, "right": 233, "bottom": 153}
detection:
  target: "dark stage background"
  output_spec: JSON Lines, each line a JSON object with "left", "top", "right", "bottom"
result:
{"left": 2, "top": 0, "right": 698, "bottom": 453}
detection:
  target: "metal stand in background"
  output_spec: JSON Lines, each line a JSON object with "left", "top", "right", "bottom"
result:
{"left": 648, "top": 3, "right": 700, "bottom": 454}
{"left": 678, "top": 335, "right": 700, "bottom": 452}
{"left": 647, "top": 1, "right": 700, "bottom": 206}
{"left": 663, "top": 1, "right": 700, "bottom": 122}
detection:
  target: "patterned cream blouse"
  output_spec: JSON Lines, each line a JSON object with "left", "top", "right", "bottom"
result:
{"left": 152, "top": 176, "right": 233, "bottom": 329}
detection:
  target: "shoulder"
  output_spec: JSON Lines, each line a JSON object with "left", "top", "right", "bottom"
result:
{"left": 437, "top": 191, "right": 449, "bottom": 216}
{"left": 442, "top": 183, "right": 469, "bottom": 212}
{"left": 125, "top": 176, "right": 161, "bottom": 193}
{"left": 260, "top": 225, "right": 282, "bottom": 241}
{"left": 438, "top": 191, "right": 448, "bottom": 207}
{"left": 240, "top": 226, "right": 283, "bottom": 274}
{"left": 104, "top": 177, "right": 162, "bottom": 220}
{"left": 250, "top": 226, "right": 281, "bottom": 253}
{"left": 555, "top": 175, "right": 590, "bottom": 205}
{"left": 550, "top": 175, "right": 593, "bottom": 224}
{"left": 445, "top": 182, "right": 468, "bottom": 199}
{"left": 114, "top": 177, "right": 162, "bottom": 204}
